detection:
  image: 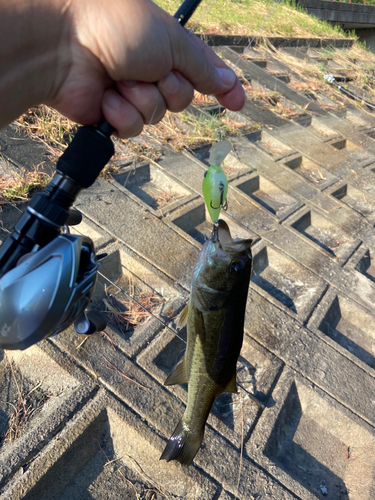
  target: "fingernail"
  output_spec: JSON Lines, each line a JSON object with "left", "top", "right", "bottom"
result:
{"left": 217, "top": 68, "right": 236, "bottom": 87}
{"left": 103, "top": 91, "right": 121, "bottom": 110}
{"left": 159, "top": 72, "right": 180, "bottom": 95}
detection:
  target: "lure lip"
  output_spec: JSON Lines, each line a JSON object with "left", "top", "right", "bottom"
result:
{"left": 210, "top": 219, "right": 231, "bottom": 245}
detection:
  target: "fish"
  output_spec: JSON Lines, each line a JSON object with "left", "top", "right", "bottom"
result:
{"left": 160, "top": 219, "right": 253, "bottom": 465}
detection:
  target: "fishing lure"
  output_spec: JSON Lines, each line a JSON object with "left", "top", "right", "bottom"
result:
{"left": 202, "top": 140, "right": 232, "bottom": 223}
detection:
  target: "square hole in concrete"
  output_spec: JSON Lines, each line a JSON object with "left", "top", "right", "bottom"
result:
{"left": 172, "top": 202, "right": 255, "bottom": 246}
{"left": 283, "top": 155, "right": 338, "bottom": 189}
{"left": 318, "top": 294, "right": 375, "bottom": 369}
{"left": 92, "top": 243, "right": 179, "bottom": 355}
{"left": 236, "top": 174, "right": 300, "bottom": 219}
{"left": 263, "top": 380, "right": 375, "bottom": 500}
{"left": 113, "top": 163, "right": 190, "bottom": 211}
{"left": 331, "top": 138, "right": 372, "bottom": 163}
{"left": 355, "top": 249, "right": 375, "bottom": 284}
{"left": 246, "top": 130, "right": 292, "bottom": 158}
{"left": 290, "top": 209, "right": 361, "bottom": 264}
{"left": 331, "top": 184, "right": 375, "bottom": 221}
{"left": 0, "top": 347, "right": 93, "bottom": 490}
{"left": 252, "top": 244, "right": 326, "bottom": 321}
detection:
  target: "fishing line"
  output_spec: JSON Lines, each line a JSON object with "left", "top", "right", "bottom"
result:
{"left": 97, "top": 270, "right": 186, "bottom": 343}
{"left": 235, "top": 0, "right": 284, "bottom": 67}
{"left": 2, "top": 196, "right": 264, "bottom": 407}
{"left": 0, "top": 195, "right": 23, "bottom": 213}
{"left": 187, "top": 0, "right": 216, "bottom": 36}
{"left": 98, "top": 261, "right": 264, "bottom": 407}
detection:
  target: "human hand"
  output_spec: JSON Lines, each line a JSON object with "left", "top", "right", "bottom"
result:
{"left": 50, "top": 0, "right": 245, "bottom": 138}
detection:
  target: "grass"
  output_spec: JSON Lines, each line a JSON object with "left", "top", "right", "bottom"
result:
{"left": 1, "top": 355, "right": 51, "bottom": 444}
{"left": 4, "top": 0, "right": 372, "bottom": 202}
{"left": 155, "top": 0, "right": 349, "bottom": 39}
{"left": 16, "top": 106, "right": 78, "bottom": 159}
{"left": 259, "top": 42, "right": 375, "bottom": 109}
{"left": 102, "top": 275, "right": 164, "bottom": 331}
{"left": 0, "top": 159, "right": 51, "bottom": 205}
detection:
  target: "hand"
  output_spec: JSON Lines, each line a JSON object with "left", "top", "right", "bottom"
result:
{"left": 50, "top": 0, "right": 245, "bottom": 137}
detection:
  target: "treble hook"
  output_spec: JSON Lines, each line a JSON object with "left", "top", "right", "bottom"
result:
{"left": 210, "top": 181, "right": 228, "bottom": 211}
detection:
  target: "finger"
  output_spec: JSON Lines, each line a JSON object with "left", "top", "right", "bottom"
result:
{"left": 170, "top": 26, "right": 245, "bottom": 109}
{"left": 157, "top": 71, "right": 194, "bottom": 113}
{"left": 215, "top": 78, "right": 246, "bottom": 112}
{"left": 116, "top": 80, "right": 166, "bottom": 124}
{"left": 102, "top": 89, "right": 144, "bottom": 138}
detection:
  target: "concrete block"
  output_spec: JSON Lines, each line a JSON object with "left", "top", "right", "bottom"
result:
{"left": 75, "top": 177, "right": 200, "bottom": 289}
{"left": 251, "top": 239, "right": 328, "bottom": 323}
{"left": 245, "top": 290, "right": 375, "bottom": 427}
{"left": 248, "top": 368, "right": 375, "bottom": 500}
{"left": 308, "top": 286, "right": 375, "bottom": 372}
{"left": 168, "top": 198, "right": 259, "bottom": 249}
{"left": 0, "top": 345, "right": 96, "bottom": 491}
{"left": 0, "top": 124, "right": 55, "bottom": 176}
{"left": 284, "top": 206, "right": 362, "bottom": 266}
{"left": 69, "top": 214, "right": 114, "bottom": 251}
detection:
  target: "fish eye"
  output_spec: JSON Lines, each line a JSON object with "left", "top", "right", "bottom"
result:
{"left": 230, "top": 261, "right": 242, "bottom": 274}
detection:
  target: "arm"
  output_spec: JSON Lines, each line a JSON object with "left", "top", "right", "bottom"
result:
{"left": 0, "top": 0, "right": 245, "bottom": 137}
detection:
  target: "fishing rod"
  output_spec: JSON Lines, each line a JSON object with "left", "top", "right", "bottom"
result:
{"left": 324, "top": 74, "right": 375, "bottom": 112}
{"left": 0, "top": 0, "right": 204, "bottom": 350}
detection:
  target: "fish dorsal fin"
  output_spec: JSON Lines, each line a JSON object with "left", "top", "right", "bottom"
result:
{"left": 176, "top": 303, "right": 189, "bottom": 329}
{"left": 164, "top": 357, "right": 188, "bottom": 386}
{"left": 223, "top": 372, "right": 237, "bottom": 394}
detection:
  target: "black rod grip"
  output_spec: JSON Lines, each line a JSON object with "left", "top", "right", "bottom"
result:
{"left": 56, "top": 126, "right": 114, "bottom": 188}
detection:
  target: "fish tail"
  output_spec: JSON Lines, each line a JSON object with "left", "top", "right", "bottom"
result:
{"left": 160, "top": 418, "right": 204, "bottom": 466}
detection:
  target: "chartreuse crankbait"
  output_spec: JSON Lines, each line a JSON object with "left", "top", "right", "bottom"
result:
{"left": 202, "top": 140, "right": 232, "bottom": 223}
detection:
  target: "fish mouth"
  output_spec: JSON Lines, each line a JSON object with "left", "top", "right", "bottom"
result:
{"left": 211, "top": 220, "right": 232, "bottom": 246}
{"left": 211, "top": 220, "right": 252, "bottom": 253}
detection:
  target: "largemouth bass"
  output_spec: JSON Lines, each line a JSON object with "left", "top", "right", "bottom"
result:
{"left": 160, "top": 220, "right": 253, "bottom": 465}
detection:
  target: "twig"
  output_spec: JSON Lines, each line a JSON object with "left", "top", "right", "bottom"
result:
{"left": 97, "top": 441, "right": 139, "bottom": 500}
{"left": 101, "top": 355, "right": 149, "bottom": 390}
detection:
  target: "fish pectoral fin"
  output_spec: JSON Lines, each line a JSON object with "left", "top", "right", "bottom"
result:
{"left": 223, "top": 372, "right": 237, "bottom": 394}
{"left": 176, "top": 302, "right": 189, "bottom": 329}
{"left": 164, "top": 357, "right": 188, "bottom": 386}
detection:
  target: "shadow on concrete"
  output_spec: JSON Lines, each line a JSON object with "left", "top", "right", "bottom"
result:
{"left": 264, "top": 382, "right": 349, "bottom": 499}
{"left": 252, "top": 275, "right": 297, "bottom": 313}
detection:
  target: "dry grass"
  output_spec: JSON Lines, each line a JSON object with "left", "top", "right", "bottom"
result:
{"left": 16, "top": 106, "right": 78, "bottom": 159}
{"left": 102, "top": 276, "right": 164, "bottom": 331}
{"left": 259, "top": 42, "right": 375, "bottom": 110}
{"left": 14, "top": 103, "right": 254, "bottom": 177}
{"left": 1, "top": 356, "right": 51, "bottom": 444}
{"left": 0, "top": 160, "right": 51, "bottom": 205}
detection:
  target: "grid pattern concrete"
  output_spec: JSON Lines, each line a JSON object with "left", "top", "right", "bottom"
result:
{"left": 1, "top": 40, "right": 375, "bottom": 500}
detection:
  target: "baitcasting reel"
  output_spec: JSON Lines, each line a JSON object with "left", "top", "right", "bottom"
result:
{"left": 0, "top": 124, "right": 114, "bottom": 350}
